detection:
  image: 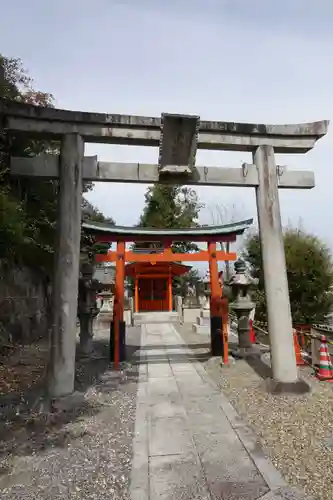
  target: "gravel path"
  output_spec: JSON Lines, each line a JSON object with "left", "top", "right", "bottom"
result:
{"left": 0, "top": 324, "right": 141, "bottom": 500}
{"left": 177, "top": 323, "right": 333, "bottom": 500}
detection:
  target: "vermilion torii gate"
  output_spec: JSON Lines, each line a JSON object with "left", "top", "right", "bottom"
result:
{"left": 2, "top": 98, "right": 328, "bottom": 396}
{"left": 82, "top": 220, "right": 252, "bottom": 368}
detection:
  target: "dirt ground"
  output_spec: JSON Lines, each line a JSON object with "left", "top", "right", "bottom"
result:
{"left": 0, "top": 320, "right": 141, "bottom": 499}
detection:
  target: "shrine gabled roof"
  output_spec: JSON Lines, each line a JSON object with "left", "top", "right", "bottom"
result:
{"left": 82, "top": 218, "right": 253, "bottom": 241}
{"left": 125, "top": 261, "right": 191, "bottom": 278}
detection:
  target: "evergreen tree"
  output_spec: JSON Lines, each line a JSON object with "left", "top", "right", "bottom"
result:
{"left": 138, "top": 184, "right": 204, "bottom": 296}
{"left": 0, "top": 55, "right": 114, "bottom": 347}
{"left": 243, "top": 227, "right": 333, "bottom": 324}
{"left": 139, "top": 184, "right": 203, "bottom": 252}
{"left": 81, "top": 198, "right": 115, "bottom": 262}
{"left": 0, "top": 54, "right": 57, "bottom": 267}
{"left": 0, "top": 55, "right": 111, "bottom": 270}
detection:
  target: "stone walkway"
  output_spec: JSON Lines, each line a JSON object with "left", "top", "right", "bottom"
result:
{"left": 130, "top": 322, "right": 308, "bottom": 500}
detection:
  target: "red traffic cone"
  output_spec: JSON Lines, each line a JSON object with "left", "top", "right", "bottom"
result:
{"left": 293, "top": 330, "right": 306, "bottom": 366}
{"left": 316, "top": 335, "right": 333, "bottom": 382}
{"left": 249, "top": 319, "right": 256, "bottom": 344}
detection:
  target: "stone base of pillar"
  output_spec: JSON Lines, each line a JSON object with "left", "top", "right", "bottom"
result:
{"left": 210, "top": 316, "right": 224, "bottom": 356}
{"left": 51, "top": 391, "right": 86, "bottom": 411}
{"left": 260, "top": 351, "right": 311, "bottom": 394}
{"left": 79, "top": 315, "right": 94, "bottom": 355}
{"left": 79, "top": 335, "right": 93, "bottom": 355}
{"left": 109, "top": 320, "right": 126, "bottom": 362}
{"left": 231, "top": 345, "right": 263, "bottom": 359}
{"left": 265, "top": 379, "right": 310, "bottom": 395}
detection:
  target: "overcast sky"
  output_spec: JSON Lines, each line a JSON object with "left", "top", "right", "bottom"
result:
{"left": 2, "top": 0, "right": 333, "bottom": 254}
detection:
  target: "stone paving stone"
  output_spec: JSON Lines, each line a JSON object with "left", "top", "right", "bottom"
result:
{"left": 184, "top": 398, "right": 232, "bottom": 430}
{"left": 148, "top": 390, "right": 183, "bottom": 408}
{"left": 172, "top": 370, "right": 204, "bottom": 385}
{"left": 146, "top": 377, "right": 183, "bottom": 408}
{"left": 206, "top": 477, "right": 269, "bottom": 500}
{"left": 165, "top": 347, "right": 193, "bottom": 356}
{"left": 161, "top": 339, "right": 180, "bottom": 346}
{"left": 130, "top": 320, "right": 310, "bottom": 500}
{"left": 144, "top": 335, "right": 163, "bottom": 346}
{"left": 147, "top": 376, "right": 178, "bottom": 395}
{"left": 143, "top": 348, "right": 167, "bottom": 356}
{"left": 130, "top": 446, "right": 149, "bottom": 498}
{"left": 258, "top": 487, "right": 312, "bottom": 499}
{"left": 148, "top": 363, "right": 174, "bottom": 379}
{"left": 149, "top": 416, "right": 194, "bottom": 457}
{"left": 177, "top": 381, "right": 221, "bottom": 398}
{"left": 149, "top": 452, "right": 211, "bottom": 500}
{"left": 148, "top": 399, "right": 187, "bottom": 420}
{"left": 170, "top": 362, "right": 198, "bottom": 373}
{"left": 193, "top": 431, "right": 269, "bottom": 499}
{"left": 192, "top": 428, "right": 247, "bottom": 461}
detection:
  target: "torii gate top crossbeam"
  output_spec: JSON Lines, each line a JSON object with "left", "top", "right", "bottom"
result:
{"left": 0, "top": 99, "right": 329, "bottom": 153}
{"left": 82, "top": 219, "right": 253, "bottom": 242}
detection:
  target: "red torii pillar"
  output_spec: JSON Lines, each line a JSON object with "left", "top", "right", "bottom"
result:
{"left": 208, "top": 241, "right": 225, "bottom": 356}
{"left": 111, "top": 240, "right": 126, "bottom": 368}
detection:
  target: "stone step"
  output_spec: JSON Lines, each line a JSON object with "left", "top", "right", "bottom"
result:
{"left": 196, "top": 316, "right": 210, "bottom": 326}
{"left": 133, "top": 312, "right": 180, "bottom": 325}
{"left": 200, "top": 309, "right": 210, "bottom": 319}
{"left": 192, "top": 323, "right": 210, "bottom": 334}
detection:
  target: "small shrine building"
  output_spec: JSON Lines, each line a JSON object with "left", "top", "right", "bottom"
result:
{"left": 82, "top": 219, "right": 252, "bottom": 364}
{"left": 125, "top": 260, "right": 191, "bottom": 313}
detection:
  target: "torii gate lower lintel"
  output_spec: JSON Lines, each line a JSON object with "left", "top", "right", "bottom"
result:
{"left": 2, "top": 98, "right": 329, "bottom": 396}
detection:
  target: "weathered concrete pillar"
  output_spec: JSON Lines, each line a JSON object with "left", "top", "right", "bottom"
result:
{"left": 49, "top": 134, "right": 84, "bottom": 397}
{"left": 253, "top": 145, "right": 304, "bottom": 390}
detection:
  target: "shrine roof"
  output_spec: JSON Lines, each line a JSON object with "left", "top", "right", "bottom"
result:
{"left": 125, "top": 262, "right": 191, "bottom": 277}
{"left": 82, "top": 218, "right": 253, "bottom": 242}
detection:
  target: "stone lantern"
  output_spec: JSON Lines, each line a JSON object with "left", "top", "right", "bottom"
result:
{"left": 201, "top": 271, "right": 211, "bottom": 310}
{"left": 77, "top": 262, "right": 104, "bottom": 355}
{"left": 229, "top": 258, "right": 258, "bottom": 357}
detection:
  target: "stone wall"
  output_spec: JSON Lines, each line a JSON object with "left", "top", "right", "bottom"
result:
{"left": 0, "top": 261, "right": 51, "bottom": 346}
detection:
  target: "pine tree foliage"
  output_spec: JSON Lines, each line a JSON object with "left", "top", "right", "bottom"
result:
{"left": 139, "top": 184, "right": 203, "bottom": 252}
{"left": 0, "top": 55, "right": 113, "bottom": 269}
{"left": 243, "top": 227, "right": 333, "bottom": 324}
{"left": 138, "top": 184, "right": 204, "bottom": 295}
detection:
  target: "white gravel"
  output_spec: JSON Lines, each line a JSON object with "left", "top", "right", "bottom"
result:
{"left": 0, "top": 326, "right": 140, "bottom": 500}
{"left": 178, "top": 324, "right": 333, "bottom": 500}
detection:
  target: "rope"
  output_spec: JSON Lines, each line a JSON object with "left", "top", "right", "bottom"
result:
{"left": 249, "top": 320, "right": 333, "bottom": 346}
{"left": 230, "top": 315, "right": 333, "bottom": 372}
{"left": 296, "top": 330, "right": 333, "bottom": 346}
{"left": 229, "top": 311, "right": 333, "bottom": 348}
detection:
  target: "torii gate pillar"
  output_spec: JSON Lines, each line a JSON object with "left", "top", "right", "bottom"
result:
{"left": 49, "top": 134, "right": 84, "bottom": 397}
{"left": 254, "top": 145, "right": 306, "bottom": 392}
{"left": 4, "top": 99, "right": 329, "bottom": 395}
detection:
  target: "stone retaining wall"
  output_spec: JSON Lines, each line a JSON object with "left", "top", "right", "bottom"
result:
{"left": 0, "top": 261, "right": 51, "bottom": 345}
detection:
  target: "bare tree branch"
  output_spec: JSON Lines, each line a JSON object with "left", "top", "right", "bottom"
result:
{"left": 203, "top": 201, "right": 247, "bottom": 280}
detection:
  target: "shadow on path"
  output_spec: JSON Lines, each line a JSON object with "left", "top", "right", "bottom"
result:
{"left": 131, "top": 342, "right": 211, "bottom": 365}
{"left": 175, "top": 324, "right": 273, "bottom": 380}
{"left": 245, "top": 354, "right": 272, "bottom": 379}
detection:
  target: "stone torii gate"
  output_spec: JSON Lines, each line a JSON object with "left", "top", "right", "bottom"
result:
{"left": 1, "top": 99, "right": 328, "bottom": 396}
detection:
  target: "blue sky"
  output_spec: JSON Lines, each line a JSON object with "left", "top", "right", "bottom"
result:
{"left": 2, "top": 0, "right": 333, "bottom": 253}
